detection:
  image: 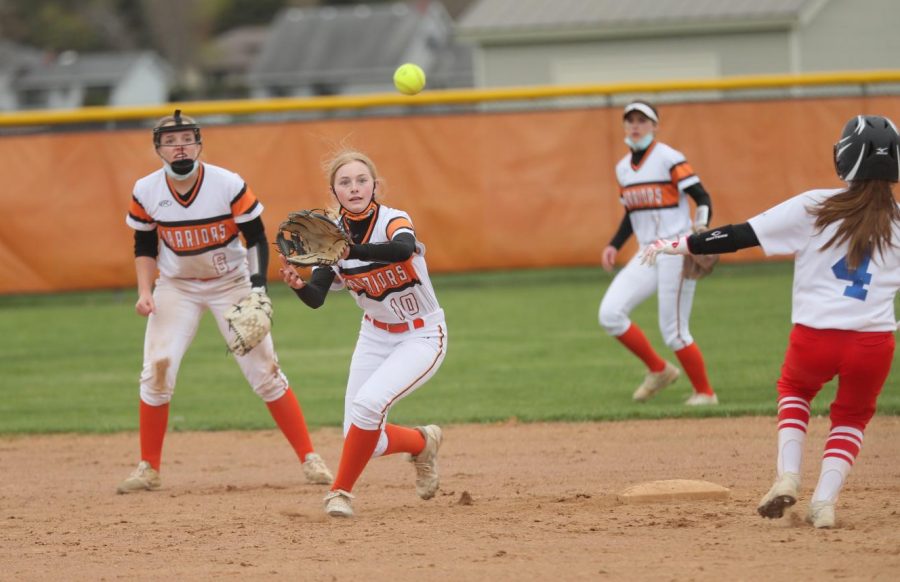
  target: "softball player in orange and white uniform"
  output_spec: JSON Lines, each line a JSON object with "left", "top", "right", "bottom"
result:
{"left": 280, "top": 149, "right": 447, "bottom": 518}
{"left": 119, "top": 110, "right": 332, "bottom": 493}
{"left": 643, "top": 114, "right": 900, "bottom": 528}
{"left": 599, "top": 101, "right": 718, "bottom": 405}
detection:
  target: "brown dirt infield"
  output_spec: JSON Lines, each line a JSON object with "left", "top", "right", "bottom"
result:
{"left": 2, "top": 416, "right": 899, "bottom": 581}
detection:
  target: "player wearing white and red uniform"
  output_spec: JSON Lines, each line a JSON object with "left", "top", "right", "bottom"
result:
{"left": 642, "top": 114, "right": 900, "bottom": 528}
{"left": 599, "top": 101, "right": 718, "bottom": 406}
{"left": 118, "top": 110, "right": 332, "bottom": 494}
{"left": 280, "top": 150, "right": 447, "bottom": 518}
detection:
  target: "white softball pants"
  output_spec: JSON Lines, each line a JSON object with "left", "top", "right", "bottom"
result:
{"left": 599, "top": 250, "right": 697, "bottom": 350}
{"left": 343, "top": 310, "right": 447, "bottom": 458}
{"left": 139, "top": 271, "right": 288, "bottom": 406}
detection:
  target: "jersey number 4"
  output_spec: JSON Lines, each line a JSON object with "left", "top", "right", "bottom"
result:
{"left": 831, "top": 254, "right": 872, "bottom": 301}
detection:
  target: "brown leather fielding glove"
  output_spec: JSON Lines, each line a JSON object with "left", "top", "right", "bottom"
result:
{"left": 682, "top": 254, "right": 719, "bottom": 280}
{"left": 275, "top": 209, "right": 351, "bottom": 267}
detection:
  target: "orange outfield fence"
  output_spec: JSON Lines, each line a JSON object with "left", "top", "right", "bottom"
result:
{"left": 2, "top": 94, "right": 900, "bottom": 294}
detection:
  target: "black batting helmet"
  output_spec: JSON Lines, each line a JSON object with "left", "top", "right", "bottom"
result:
{"left": 833, "top": 115, "right": 900, "bottom": 182}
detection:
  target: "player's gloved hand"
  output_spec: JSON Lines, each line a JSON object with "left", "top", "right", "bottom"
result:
{"left": 224, "top": 287, "right": 273, "bottom": 356}
{"left": 640, "top": 235, "right": 690, "bottom": 266}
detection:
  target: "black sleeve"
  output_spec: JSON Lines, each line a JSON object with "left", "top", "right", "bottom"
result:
{"left": 134, "top": 229, "right": 159, "bottom": 258}
{"left": 293, "top": 267, "right": 336, "bottom": 309}
{"left": 238, "top": 217, "right": 269, "bottom": 288}
{"left": 684, "top": 183, "right": 712, "bottom": 212}
{"left": 608, "top": 213, "right": 633, "bottom": 249}
{"left": 347, "top": 232, "right": 416, "bottom": 262}
{"left": 686, "top": 223, "right": 760, "bottom": 254}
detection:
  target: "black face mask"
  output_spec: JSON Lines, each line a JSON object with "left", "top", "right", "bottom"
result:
{"left": 170, "top": 159, "right": 196, "bottom": 175}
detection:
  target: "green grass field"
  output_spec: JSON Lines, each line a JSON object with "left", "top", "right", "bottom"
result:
{"left": 2, "top": 262, "right": 898, "bottom": 434}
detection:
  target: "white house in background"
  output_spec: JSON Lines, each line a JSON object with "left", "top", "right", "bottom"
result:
{"left": 247, "top": 0, "right": 473, "bottom": 98}
{"left": 12, "top": 50, "right": 173, "bottom": 110}
{"left": 455, "top": 0, "right": 900, "bottom": 88}
{"left": 0, "top": 41, "right": 43, "bottom": 111}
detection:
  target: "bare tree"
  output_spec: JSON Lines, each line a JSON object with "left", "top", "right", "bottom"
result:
{"left": 140, "top": 0, "right": 208, "bottom": 96}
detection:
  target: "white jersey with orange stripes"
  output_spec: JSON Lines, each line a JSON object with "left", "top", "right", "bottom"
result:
{"left": 327, "top": 204, "right": 441, "bottom": 324}
{"left": 126, "top": 163, "right": 262, "bottom": 279}
{"left": 748, "top": 188, "right": 900, "bottom": 332}
{"left": 615, "top": 141, "right": 700, "bottom": 245}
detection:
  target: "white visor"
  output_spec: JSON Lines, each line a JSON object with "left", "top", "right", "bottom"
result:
{"left": 623, "top": 102, "right": 659, "bottom": 123}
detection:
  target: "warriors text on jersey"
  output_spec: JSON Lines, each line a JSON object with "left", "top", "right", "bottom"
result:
{"left": 327, "top": 205, "right": 441, "bottom": 324}
{"left": 616, "top": 141, "right": 700, "bottom": 245}
{"left": 125, "top": 163, "right": 262, "bottom": 279}
{"left": 748, "top": 188, "right": 900, "bottom": 332}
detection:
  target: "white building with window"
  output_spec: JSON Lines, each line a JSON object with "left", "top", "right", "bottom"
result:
{"left": 9, "top": 50, "right": 172, "bottom": 110}
{"left": 456, "top": 0, "right": 900, "bottom": 87}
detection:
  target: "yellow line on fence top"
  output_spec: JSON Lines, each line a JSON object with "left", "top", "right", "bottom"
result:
{"left": 2, "top": 70, "right": 900, "bottom": 128}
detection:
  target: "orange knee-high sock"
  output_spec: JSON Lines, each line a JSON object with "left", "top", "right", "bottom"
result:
{"left": 331, "top": 424, "right": 381, "bottom": 493}
{"left": 383, "top": 424, "right": 426, "bottom": 456}
{"left": 139, "top": 400, "right": 169, "bottom": 471}
{"left": 674, "top": 343, "right": 715, "bottom": 395}
{"left": 266, "top": 387, "right": 314, "bottom": 462}
{"left": 616, "top": 323, "right": 666, "bottom": 372}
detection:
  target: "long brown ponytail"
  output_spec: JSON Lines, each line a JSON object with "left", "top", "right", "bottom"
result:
{"left": 812, "top": 181, "right": 899, "bottom": 270}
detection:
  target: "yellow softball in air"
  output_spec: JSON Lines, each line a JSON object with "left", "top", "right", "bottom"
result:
{"left": 393, "top": 63, "right": 426, "bottom": 95}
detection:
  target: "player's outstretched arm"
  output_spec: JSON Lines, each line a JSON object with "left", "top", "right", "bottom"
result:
{"left": 640, "top": 222, "right": 761, "bottom": 266}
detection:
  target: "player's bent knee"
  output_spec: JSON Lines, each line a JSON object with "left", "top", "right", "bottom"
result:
{"left": 139, "top": 389, "right": 172, "bottom": 407}
{"left": 348, "top": 401, "right": 383, "bottom": 431}
{"left": 663, "top": 334, "right": 694, "bottom": 351}
{"left": 599, "top": 309, "right": 628, "bottom": 336}
{"left": 252, "top": 380, "right": 287, "bottom": 403}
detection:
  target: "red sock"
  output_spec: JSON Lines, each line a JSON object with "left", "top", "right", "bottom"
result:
{"left": 265, "top": 387, "right": 314, "bottom": 462}
{"left": 383, "top": 424, "right": 426, "bottom": 456}
{"left": 616, "top": 323, "right": 666, "bottom": 372}
{"left": 139, "top": 400, "right": 169, "bottom": 471}
{"left": 331, "top": 424, "right": 381, "bottom": 493}
{"left": 674, "top": 343, "right": 714, "bottom": 395}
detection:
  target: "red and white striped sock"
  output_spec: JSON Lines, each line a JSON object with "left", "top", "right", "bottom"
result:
{"left": 775, "top": 396, "right": 810, "bottom": 476}
{"left": 811, "top": 426, "right": 862, "bottom": 503}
